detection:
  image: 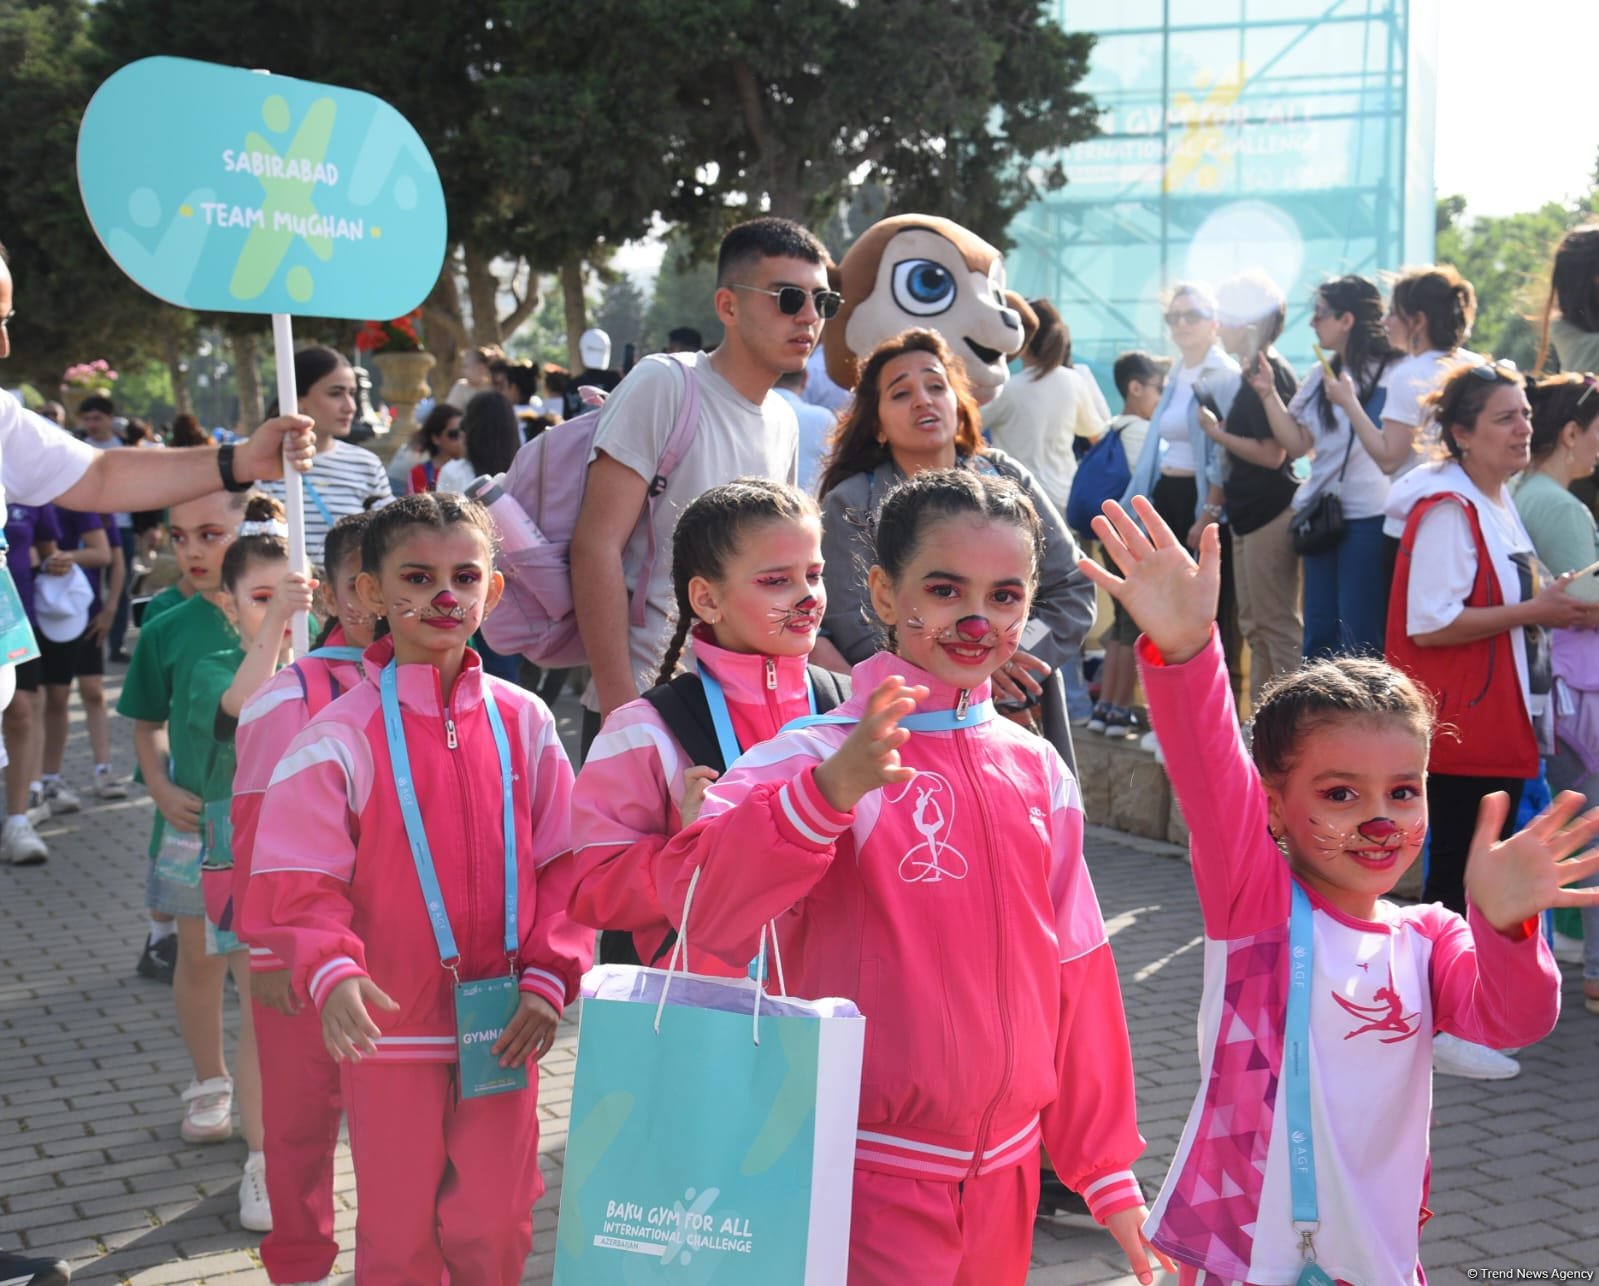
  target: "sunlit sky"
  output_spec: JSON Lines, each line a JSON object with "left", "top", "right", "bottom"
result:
{"left": 1434, "top": 1, "right": 1599, "bottom": 218}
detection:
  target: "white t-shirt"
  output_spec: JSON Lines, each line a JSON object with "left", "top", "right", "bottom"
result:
{"left": 587, "top": 352, "right": 798, "bottom": 707}
{"left": 262, "top": 439, "right": 391, "bottom": 566}
{"left": 980, "top": 364, "right": 1106, "bottom": 507}
{"left": 1158, "top": 364, "right": 1200, "bottom": 473}
{"left": 0, "top": 391, "right": 97, "bottom": 750}
{"left": 1404, "top": 463, "right": 1545, "bottom": 717}
{"left": 435, "top": 456, "right": 475, "bottom": 495}
{"left": 1287, "top": 362, "right": 1398, "bottom": 521}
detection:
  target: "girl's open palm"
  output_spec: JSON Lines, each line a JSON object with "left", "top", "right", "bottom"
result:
{"left": 813, "top": 676, "right": 927, "bottom": 813}
{"left": 1466, "top": 790, "right": 1599, "bottom": 933}
{"left": 1077, "top": 497, "right": 1219, "bottom": 666}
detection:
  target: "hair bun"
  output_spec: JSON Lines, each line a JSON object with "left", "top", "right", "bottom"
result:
{"left": 242, "top": 492, "right": 287, "bottom": 524}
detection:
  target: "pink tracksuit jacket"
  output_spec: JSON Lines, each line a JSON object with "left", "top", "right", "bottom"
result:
{"left": 244, "top": 637, "right": 594, "bottom": 1056}
{"left": 570, "top": 633, "right": 815, "bottom": 974}
{"left": 1138, "top": 629, "right": 1560, "bottom": 1284}
{"left": 655, "top": 649, "right": 1147, "bottom": 1224}
{"left": 233, "top": 626, "right": 366, "bottom": 975}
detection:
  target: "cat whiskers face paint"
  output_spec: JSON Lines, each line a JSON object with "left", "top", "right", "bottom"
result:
{"left": 767, "top": 594, "right": 822, "bottom": 637}
{"left": 1303, "top": 814, "right": 1427, "bottom": 862}
{"left": 420, "top": 588, "right": 468, "bottom": 622}
{"left": 903, "top": 612, "right": 1022, "bottom": 648}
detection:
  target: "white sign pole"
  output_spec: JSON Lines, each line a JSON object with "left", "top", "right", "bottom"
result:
{"left": 270, "top": 312, "right": 312, "bottom": 655}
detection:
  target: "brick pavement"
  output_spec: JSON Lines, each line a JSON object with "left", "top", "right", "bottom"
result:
{"left": 2, "top": 666, "right": 1597, "bottom": 1283}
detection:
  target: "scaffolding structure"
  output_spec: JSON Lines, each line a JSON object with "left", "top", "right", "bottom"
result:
{"left": 1007, "top": 0, "right": 1440, "bottom": 386}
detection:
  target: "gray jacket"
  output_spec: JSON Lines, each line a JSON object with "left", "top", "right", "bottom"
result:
{"left": 818, "top": 448, "right": 1096, "bottom": 769}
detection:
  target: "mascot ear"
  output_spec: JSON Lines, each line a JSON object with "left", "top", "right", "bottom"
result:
{"left": 1008, "top": 292, "right": 1039, "bottom": 355}
{"left": 824, "top": 260, "right": 860, "bottom": 391}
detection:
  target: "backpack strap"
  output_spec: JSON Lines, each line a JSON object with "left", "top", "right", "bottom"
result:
{"left": 641, "top": 672, "right": 725, "bottom": 774}
{"left": 628, "top": 359, "right": 701, "bottom": 630}
{"left": 805, "top": 664, "right": 851, "bottom": 714}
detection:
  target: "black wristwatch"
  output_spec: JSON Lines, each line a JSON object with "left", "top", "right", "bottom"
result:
{"left": 217, "top": 442, "right": 251, "bottom": 493}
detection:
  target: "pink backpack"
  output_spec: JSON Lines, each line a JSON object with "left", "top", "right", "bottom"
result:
{"left": 480, "top": 357, "right": 700, "bottom": 667}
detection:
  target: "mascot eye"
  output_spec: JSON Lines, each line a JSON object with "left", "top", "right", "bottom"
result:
{"left": 892, "top": 259, "right": 957, "bottom": 317}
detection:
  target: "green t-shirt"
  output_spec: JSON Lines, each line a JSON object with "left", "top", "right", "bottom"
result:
{"left": 141, "top": 583, "right": 191, "bottom": 626}
{"left": 172, "top": 647, "right": 244, "bottom": 802}
{"left": 1513, "top": 470, "right": 1599, "bottom": 576}
{"left": 118, "top": 593, "right": 237, "bottom": 859}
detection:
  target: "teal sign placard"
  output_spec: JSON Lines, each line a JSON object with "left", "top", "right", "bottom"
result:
{"left": 77, "top": 57, "right": 446, "bottom": 318}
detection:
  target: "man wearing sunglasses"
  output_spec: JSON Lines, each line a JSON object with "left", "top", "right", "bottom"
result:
{"left": 572, "top": 216, "right": 834, "bottom": 751}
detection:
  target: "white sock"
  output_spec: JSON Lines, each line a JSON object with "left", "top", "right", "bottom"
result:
{"left": 42, "top": 773, "right": 61, "bottom": 785}
{"left": 95, "top": 763, "right": 112, "bottom": 776}
{"left": 28, "top": 780, "right": 41, "bottom": 796}
{"left": 6, "top": 813, "right": 26, "bottom": 826}
{"left": 149, "top": 917, "right": 176, "bottom": 942}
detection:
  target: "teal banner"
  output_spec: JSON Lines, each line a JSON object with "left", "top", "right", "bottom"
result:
{"left": 77, "top": 57, "right": 446, "bottom": 318}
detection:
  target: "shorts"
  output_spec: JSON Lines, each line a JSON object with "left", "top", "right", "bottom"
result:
{"left": 145, "top": 852, "right": 207, "bottom": 917}
{"left": 12, "top": 657, "right": 41, "bottom": 693}
{"left": 39, "top": 629, "right": 105, "bottom": 686}
{"left": 1108, "top": 596, "right": 1139, "bottom": 647}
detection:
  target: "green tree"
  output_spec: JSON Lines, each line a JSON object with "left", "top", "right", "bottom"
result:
{"left": 1437, "top": 181, "right": 1599, "bottom": 370}
{"left": 645, "top": 237, "right": 721, "bottom": 357}
{"left": 594, "top": 276, "right": 650, "bottom": 357}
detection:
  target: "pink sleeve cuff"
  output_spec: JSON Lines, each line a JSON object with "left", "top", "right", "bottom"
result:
{"left": 308, "top": 955, "right": 366, "bottom": 1009}
{"left": 774, "top": 768, "right": 853, "bottom": 849}
{"left": 247, "top": 945, "right": 286, "bottom": 973}
{"left": 1082, "top": 1169, "right": 1144, "bottom": 1223}
{"left": 519, "top": 965, "right": 568, "bottom": 1016}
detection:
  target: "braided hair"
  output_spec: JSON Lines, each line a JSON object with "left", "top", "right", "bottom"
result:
{"left": 653, "top": 478, "right": 819, "bottom": 687}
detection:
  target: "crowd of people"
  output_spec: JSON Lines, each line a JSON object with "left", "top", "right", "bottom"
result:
{"left": 4, "top": 213, "right": 1599, "bottom": 1286}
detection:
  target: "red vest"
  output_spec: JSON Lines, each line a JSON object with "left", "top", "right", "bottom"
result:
{"left": 1385, "top": 492, "right": 1539, "bottom": 778}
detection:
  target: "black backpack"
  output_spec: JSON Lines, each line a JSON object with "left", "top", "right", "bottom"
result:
{"left": 595, "top": 664, "right": 851, "bottom": 967}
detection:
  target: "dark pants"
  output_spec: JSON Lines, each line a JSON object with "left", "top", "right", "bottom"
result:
{"left": 581, "top": 706, "right": 603, "bottom": 763}
{"left": 109, "top": 526, "right": 138, "bottom": 655}
{"left": 1424, "top": 772, "right": 1524, "bottom": 915}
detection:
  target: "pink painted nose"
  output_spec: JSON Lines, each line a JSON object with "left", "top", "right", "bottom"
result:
{"left": 1357, "top": 818, "right": 1398, "bottom": 844}
{"left": 955, "top": 616, "right": 990, "bottom": 642}
{"left": 794, "top": 595, "right": 817, "bottom": 613}
{"left": 432, "top": 590, "right": 459, "bottom": 610}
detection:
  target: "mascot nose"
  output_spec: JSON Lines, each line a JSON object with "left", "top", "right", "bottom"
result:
{"left": 955, "top": 616, "right": 990, "bottom": 642}
{"left": 432, "top": 590, "right": 459, "bottom": 610}
{"left": 1357, "top": 818, "right": 1398, "bottom": 844}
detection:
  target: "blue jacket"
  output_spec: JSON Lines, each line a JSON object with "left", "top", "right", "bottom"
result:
{"left": 1120, "top": 346, "right": 1242, "bottom": 523}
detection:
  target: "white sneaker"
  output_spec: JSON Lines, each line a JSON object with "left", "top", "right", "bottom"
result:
{"left": 1432, "top": 1032, "right": 1520, "bottom": 1080}
{"left": 2, "top": 815, "right": 48, "bottom": 865}
{"left": 180, "top": 1075, "right": 235, "bottom": 1143}
{"left": 24, "top": 791, "right": 49, "bottom": 826}
{"left": 94, "top": 766, "right": 129, "bottom": 800}
{"left": 1551, "top": 930, "right": 1584, "bottom": 964}
{"left": 41, "top": 778, "right": 80, "bottom": 815}
{"left": 239, "top": 1151, "right": 272, "bottom": 1232}
{"left": 1139, "top": 729, "right": 1165, "bottom": 765}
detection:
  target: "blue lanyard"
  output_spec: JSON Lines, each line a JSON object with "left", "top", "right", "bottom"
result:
{"left": 698, "top": 663, "right": 818, "bottom": 768}
{"left": 1286, "top": 883, "right": 1320, "bottom": 1243}
{"left": 303, "top": 478, "right": 334, "bottom": 527}
{"left": 780, "top": 698, "right": 995, "bottom": 737}
{"left": 380, "top": 659, "right": 518, "bottom": 969}
{"left": 309, "top": 646, "right": 364, "bottom": 662}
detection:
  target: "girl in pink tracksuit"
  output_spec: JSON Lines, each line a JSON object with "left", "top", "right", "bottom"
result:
{"left": 244, "top": 493, "right": 593, "bottom": 1285}
{"left": 572, "top": 479, "right": 835, "bottom": 975}
{"left": 1082, "top": 496, "right": 1587, "bottom": 1284}
{"left": 232, "top": 512, "right": 372, "bottom": 1286}
{"left": 658, "top": 469, "right": 1166, "bottom": 1285}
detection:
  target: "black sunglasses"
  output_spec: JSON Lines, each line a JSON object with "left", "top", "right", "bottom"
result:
{"left": 732, "top": 283, "right": 843, "bottom": 319}
{"left": 1466, "top": 359, "right": 1520, "bottom": 384}
{"left": 443, "top": 426, "right": 463, "bottom": 439}
{"left": 1164, "top": 308, "right": 1212, "bottom": 327}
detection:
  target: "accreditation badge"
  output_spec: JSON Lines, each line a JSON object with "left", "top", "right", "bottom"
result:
{"left": 455, "top": 975, "right": 528, "bottom": 1100}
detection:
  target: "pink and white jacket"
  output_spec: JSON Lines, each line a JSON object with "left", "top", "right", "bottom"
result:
{"left": 570, "top": 633, "right": 815, "bottom": 975}
{"left": 242, "top": 637, "right": 593, "bottom": 1063}
{"left": 1138, "top": 629, "right": 1560, "bottom": 1284}
{"left": 231, "top": 625, "right": 365, "bottom": 975}
{"left": 654, "top": 649, "right": 1146, "bottom": 1223}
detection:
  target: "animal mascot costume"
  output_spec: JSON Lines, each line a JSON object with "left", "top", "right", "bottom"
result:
{"left": 822, "top": 213, "right": 1037, "bottom": 406}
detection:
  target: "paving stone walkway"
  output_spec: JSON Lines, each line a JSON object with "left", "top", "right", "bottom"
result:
{"left": 2, "top": 666, "right": 1596, "bottom": 1282}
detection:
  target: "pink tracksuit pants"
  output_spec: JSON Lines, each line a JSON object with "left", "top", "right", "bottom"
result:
{"left": 341, "top": 1059, "right": 543, "bottom": 1284}
{"left": 848, "top": 1148, "right": 1040, "bottom": 1285}
{"left": 254, "top": 999, "right": 341, "bottom": 1284}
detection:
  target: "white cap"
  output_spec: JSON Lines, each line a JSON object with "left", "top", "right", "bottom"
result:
{"left": 34, "top": 565, "right": 95, "bottom": 644}
{"left": 578, "top": 327, "right": 612, "bottom": 370}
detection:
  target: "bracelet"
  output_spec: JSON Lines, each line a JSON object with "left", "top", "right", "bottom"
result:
{"left": 216, "top": 442, "right": 251, "bottom": 493}
{"left": 1202, "top": 502, "right": 1224, "bottom": 519}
